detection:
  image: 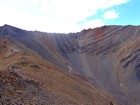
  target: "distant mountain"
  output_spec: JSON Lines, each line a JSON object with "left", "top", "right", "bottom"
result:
{"left": 0, "top": 24, "right": 140, "bottom": 104}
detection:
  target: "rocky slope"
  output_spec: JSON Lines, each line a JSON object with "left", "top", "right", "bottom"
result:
{"left": 0, "top": 35, "right": 120, "bottom": 105}
{"left": 0, "top": 24, "right": 140, "bottom": 104}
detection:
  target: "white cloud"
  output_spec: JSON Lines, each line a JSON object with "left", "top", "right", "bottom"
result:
{"left": 37, "top": 0, "right": 129, "bottom": 22}
{"left": 81, "top": 19, "right": 104, "bottom": 30}
{"left": 103, "top": 10, "right": 119, "bottom": 19}
{"left": 0, "top": 0, "right": 129, "bottom": 33}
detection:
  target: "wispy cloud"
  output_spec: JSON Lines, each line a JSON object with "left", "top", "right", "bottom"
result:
{"left": 0, "top": 0, "right": 130, "bottom": 33}
{"left": 35, "top": 0, "right": 129, "bottom": 22}
{"left": 103, "top": 10, "right": 119, "bottom": 19}
{"left": 80, "top": 19, "right": 104, "bottom": 30}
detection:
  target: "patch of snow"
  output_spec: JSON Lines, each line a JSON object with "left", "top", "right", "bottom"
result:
{"left": 68, "top": 66, "right": 72, "bottom": 73}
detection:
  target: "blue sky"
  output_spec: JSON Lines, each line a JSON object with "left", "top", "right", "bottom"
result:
{"left": 0, "top": 0, "right": 139, "bottom": 33}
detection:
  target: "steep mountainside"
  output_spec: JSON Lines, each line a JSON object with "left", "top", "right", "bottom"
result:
{"left": 0, "top": 24, "right": 140, "bottom": 104}
{"left": 0, "top": 35, "right": 120, "bottom": 105}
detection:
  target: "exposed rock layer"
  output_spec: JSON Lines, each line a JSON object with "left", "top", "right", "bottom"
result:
{"left": 0, "top": 24, "right": 140, "bottom": 104}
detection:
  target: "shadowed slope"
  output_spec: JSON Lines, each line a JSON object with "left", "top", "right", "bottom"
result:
{"left": 0, "top": 37, "right": 121, "bottom": 105}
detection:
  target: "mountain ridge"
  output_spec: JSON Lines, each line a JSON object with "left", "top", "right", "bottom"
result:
{"left": 0, "top": 24, "right": 140, "bottom": 104}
